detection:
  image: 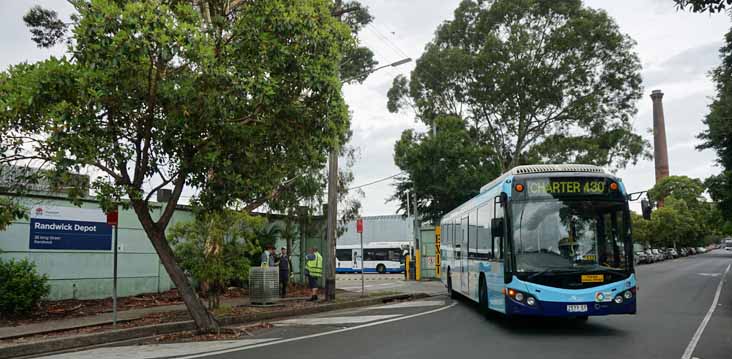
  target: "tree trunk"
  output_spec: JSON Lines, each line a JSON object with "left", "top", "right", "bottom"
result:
{"left": 131, "top": 201, "right": 219, "bottom": 332}
{"left": 149, "top": 227, "right": 219, "bottom": 331}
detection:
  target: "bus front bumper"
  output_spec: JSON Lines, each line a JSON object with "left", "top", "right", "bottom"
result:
{"left": 505, "top": 296, "right": 636, "bottom": 317}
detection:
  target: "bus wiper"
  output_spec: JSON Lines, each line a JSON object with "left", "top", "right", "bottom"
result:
{"left": 527, "top": 268, "right": 581, "bottom": 280}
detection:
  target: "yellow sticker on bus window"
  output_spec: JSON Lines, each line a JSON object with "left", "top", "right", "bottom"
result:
{"left": 581, "top": 274, "right": 604, "bottom": 283}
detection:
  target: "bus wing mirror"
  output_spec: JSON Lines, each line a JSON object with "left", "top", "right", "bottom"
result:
{"left": 641, "top": 199, "right": 652, "bottom": 220}
{"left": 491, "top": 218, "right": 504, "bottom": 238}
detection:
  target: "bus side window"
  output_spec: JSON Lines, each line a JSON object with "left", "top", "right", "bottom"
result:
{"left": 477, "top": 204, "right": 492, "bottom": 260}
{"left": 492, "top": 196, "right": 504, "bottom": 261}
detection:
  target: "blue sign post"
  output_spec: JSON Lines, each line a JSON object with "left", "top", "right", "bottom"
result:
{"left": 29, "top": 206, "right": 113, "bottom": 250}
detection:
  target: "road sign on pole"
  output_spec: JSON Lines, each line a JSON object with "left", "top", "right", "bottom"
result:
{"left": 107, "top": 210, "right": 119, "bottom": 327}
{"left": 356, "top": 218, "right": 363, "bottom": 233}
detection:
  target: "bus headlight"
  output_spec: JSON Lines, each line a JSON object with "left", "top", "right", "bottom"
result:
{"left": 515, "top": 292, "right": 525, "bottom": 302}
{"left": 623, "top": 290, "right": 633, "bottom": 300}
{"left": 613, "top": 295, "right": 623, "bottom": 304}
{"left": 526, "top": 296, "right": 536, "bottom": 306}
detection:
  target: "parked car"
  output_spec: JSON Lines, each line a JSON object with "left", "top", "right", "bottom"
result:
{"left": 651, "top": 248, "right": 664, "bottom": 261}
{"left": 696, "top": 247, "right": 706, "bottom": 254}
{"left": 635, "top": 251, "right": 649, "bottom": 264}
{"left": 679, "top": 248, "right": 688, "bottom": 256}
{"left": 644, "top": 249, "right": 656, "bottom": 262}
{"left": 668, "top": 248, "right": 679, "bottom": 258}
{"left": 662, "top": 249, "right": 674, "bottom": 260}
{"left": 688, "top": 247, "right": 697, "bottom": 255}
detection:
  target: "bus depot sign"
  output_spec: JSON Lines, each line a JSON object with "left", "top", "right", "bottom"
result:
{"left": 29, "top": 206, "right": 113, "bottom": 250}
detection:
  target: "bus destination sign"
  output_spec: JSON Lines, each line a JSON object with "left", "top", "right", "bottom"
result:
{"left": 520, "top": 178, "right": 611, "bottom": 198}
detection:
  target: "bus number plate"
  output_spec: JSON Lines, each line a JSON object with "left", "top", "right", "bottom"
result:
{"left": 567, "top": 304, "right": 588, "bottom": 313}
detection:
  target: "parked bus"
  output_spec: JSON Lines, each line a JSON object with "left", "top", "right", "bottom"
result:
{"left": 440, "top": 164, "right": 636, "bottom": 319}
{"left": 336, "top": 242, "right": 409, "bottom": 274}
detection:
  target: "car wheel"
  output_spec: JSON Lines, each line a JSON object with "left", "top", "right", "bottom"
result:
{"left": 376, "top": 264, "right": 386, "bottom": 274}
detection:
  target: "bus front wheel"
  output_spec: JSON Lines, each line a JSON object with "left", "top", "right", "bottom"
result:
{"left": 376, "top": 264, "right": 386, "bottom": 274}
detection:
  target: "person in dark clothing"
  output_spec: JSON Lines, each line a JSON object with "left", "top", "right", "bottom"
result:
{"left": 276, "top": 247, "right": 292, "bottom": 298}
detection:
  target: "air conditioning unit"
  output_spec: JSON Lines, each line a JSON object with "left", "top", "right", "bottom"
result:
{"left": 249, "top": 267, "right": 279, "bottom": 305}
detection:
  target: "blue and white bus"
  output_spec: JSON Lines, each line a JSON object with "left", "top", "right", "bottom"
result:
{"left": 440, "top": 164, "right": 636, "bottom": 319}
{"left": 336, "top": 242, "right": 409, "bottom": 274}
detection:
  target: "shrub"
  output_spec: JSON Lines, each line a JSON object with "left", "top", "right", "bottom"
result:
{"left": 168, "top": 210, "right": 265, "bottom": 309}
{"left": 0, "top": 258, "right": 50, "bottom": 316}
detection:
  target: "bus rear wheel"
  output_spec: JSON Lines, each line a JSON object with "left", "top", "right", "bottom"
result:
{"left": 447, "top": 271, "right": 457, "bottom": 299}
{"left": 479, "top": 277, "right": 488, "bottom": 316}
{"left": 376, "top": 264, "right": 386, "bottom": 274}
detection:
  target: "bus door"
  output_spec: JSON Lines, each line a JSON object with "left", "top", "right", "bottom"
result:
{"left": 461, "top": 216, "right": 469, "bottom": 293}
{"left": 353, "top": 249, "right": 362, "bottom": 272}
{"left": 487, "top": 194, "right": 506, "bottom": 313}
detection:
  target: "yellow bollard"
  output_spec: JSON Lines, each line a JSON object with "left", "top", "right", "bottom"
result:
{"left": 415, "top": 249, "right": 421, "bottom": 281}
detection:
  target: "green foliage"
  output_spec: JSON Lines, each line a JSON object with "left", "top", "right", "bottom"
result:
{"left": 630, "top": 212, "right": 652, "bottom": 246}
{"left": 169, "top": 210, "right": 265, "bottom": 308}
{"left": 674, "top": 0, "right": 732, "bottom": 13}
{"left": 705, "top": 172, "right": 732, "bottom": 221}
{"left": 23, "top": 5, "right": 67, "bottom": 48}
{"left": 0, "top": 257, "right": 50, "bottom": 316}
{"left": 387, "top": 0, "right": 648, "bottom": 172}
{"left": 333, "top": 1, "right": 377, "bottom": 84}
{"left": 698, "top": 24, "right": 732, "bottom": 219}
{"left": 647, "top": 176, "right": 706, "bottom": 208}
{"left": 2, "top": 0, "right": 357, "bottom": 328}
{"left": 0, "top": 198, "right": 26, "bottom": 231}
{"left": 392, "top": 116, "right": 501, "bottom": 223}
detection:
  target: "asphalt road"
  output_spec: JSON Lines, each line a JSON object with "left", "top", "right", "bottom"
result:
{"left": 48, "top": 249, "right": 732, "bottom": 359}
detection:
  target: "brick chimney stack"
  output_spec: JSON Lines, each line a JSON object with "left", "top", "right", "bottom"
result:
{"left": 651, "top": 89, "right": 669, "bottom": 206}
{"left": 651, "top": 90, "right": 669, "bottom": 182}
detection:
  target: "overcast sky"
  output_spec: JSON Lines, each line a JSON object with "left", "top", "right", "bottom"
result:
{"left": 1, "top": 1, "right": 730, "bottom": 215}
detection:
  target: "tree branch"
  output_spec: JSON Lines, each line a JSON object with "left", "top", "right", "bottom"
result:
{"left": 156, "top": 173, "right": 185, "bottom": 231}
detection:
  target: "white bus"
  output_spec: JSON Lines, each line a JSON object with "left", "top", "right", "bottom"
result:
{"left": 336, "top": 242, "right": 409, "bottom": 274}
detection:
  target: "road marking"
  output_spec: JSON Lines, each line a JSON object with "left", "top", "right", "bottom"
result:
{"left": 40, "top": 338, "right": 280, "bottom": 359}
{"left": 273, "top": 314, "right": 401, "bottom": 326}
{"left": 697, "top": 273, "right": 721, "bottom": 277}
{"left": 681, "top": 263, "right": 731, "bottom": 359}
{"left": 367, "top": 300, "right": 445, "bottom": 310}
{"left": 179, "top": 302, "right": 457, "bottom": 359}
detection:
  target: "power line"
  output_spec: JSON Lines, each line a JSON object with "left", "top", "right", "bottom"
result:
{"left": 366, "top": 23, "right": 410, "bottom": 60}
{"left": 347, "top": 172, "right": 404, "bottom": 191}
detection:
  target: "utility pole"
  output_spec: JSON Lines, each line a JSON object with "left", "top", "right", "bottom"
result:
{"left": 324, "top": 59, "right": 411, "bottom": 301}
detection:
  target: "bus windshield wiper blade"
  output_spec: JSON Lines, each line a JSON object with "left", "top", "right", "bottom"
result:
{"left": 526, "top": 268, "right": 580, "bottom": 280}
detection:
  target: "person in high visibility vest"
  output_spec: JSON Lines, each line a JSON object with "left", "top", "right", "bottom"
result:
{"left": 304, "top": 247, "right": 323, "bottom": 301}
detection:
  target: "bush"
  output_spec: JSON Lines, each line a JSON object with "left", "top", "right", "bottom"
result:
{"left": 168, "top": 210, "right": 265, "bottom": 309}
{"left": 0, "top": 258, "right": 50, "bottom": 316}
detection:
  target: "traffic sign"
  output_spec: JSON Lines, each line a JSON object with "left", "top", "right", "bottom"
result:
{"left": 106, "top": 211, "right": 119, "bottom": 226}
{"left": 356, "top": 218, "right": 363, "bottom": 233}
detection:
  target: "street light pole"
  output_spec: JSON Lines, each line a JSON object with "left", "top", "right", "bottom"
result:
{"left": 325, "top": 57, "right": 412, "bottom": 301}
